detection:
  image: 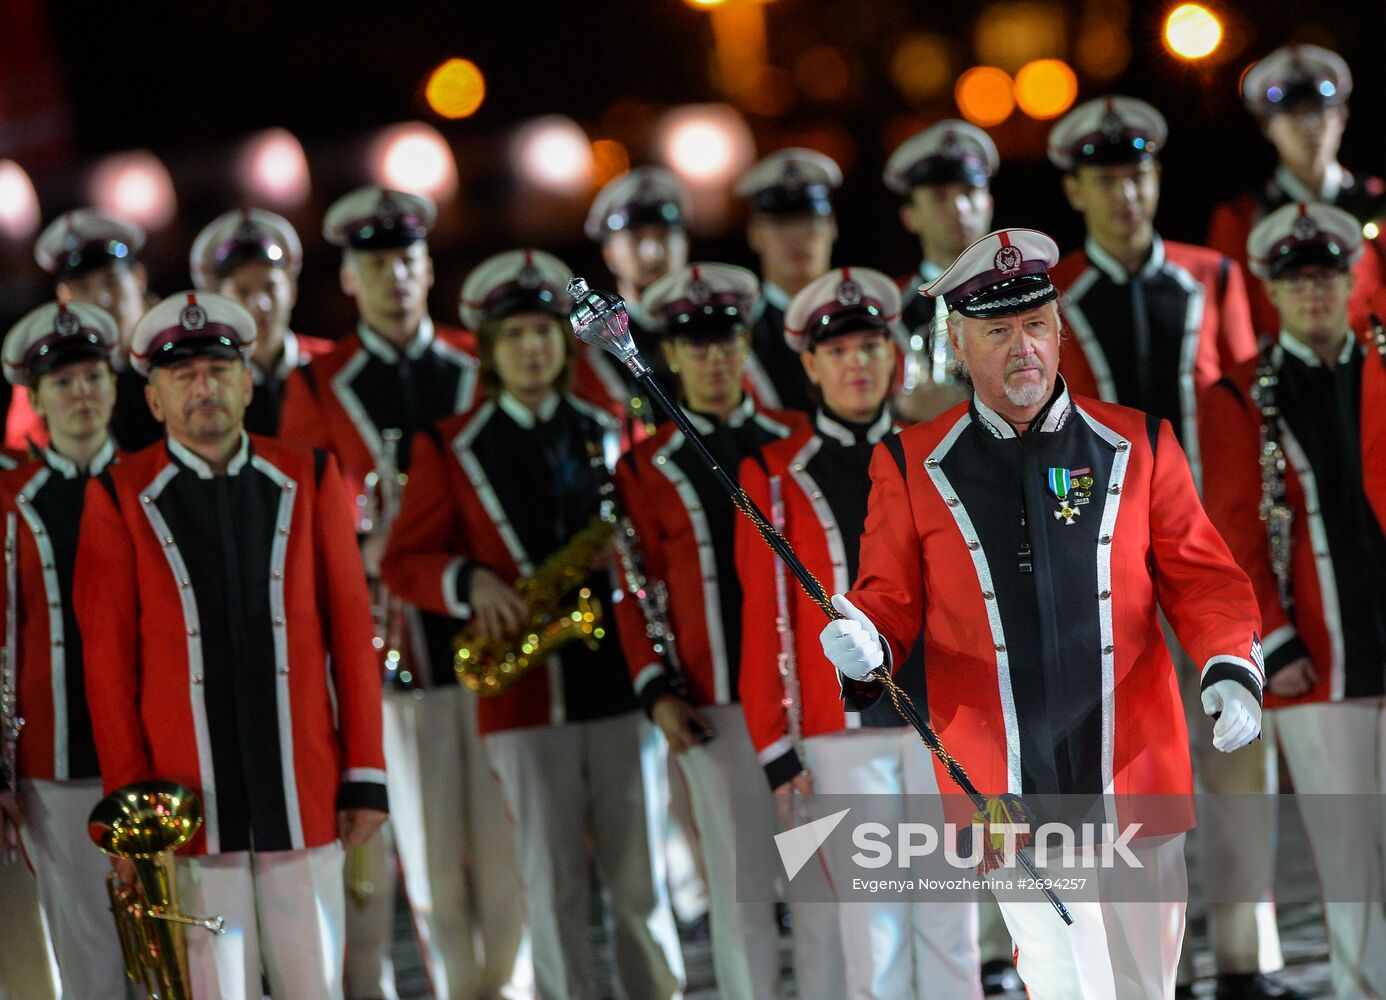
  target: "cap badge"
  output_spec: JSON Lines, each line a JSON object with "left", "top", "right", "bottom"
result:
{"left": 782, "top": 161, "right": 804, "bottom": 191}
{"left": 1100, "top": 108, "right": 1125, "bottom": 140}
{"left": 516, "top": 264, "right": 542, "bottom": 290}
{"left": 836, "top": 280, "right": 862, "bottom": 306}
{"left": 53, "top": 308, "right": 82, "bottom": 337}
{"left": 941, "top": 131, "right": 962, "bottom": 157}
{"left": 180, "top": 303, "right": 208, "bottom": 331}
{"left": 994, "top": 245, "right": 1024, "bottom": 276}
{"left": 1291, "top": 214, "right": 1319, "bottom": 241}
{"left": 686, "top": 278, "right": 711, "bottom": 305}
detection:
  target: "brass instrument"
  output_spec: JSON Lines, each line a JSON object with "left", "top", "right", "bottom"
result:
{"left": 453, "top": 514, "right": 613, "bottom": 696}
{"left": 1250, "top": 351, "right": 1295, "bottom": 610}
{"left": 362, "top": 427, "right": 411, "bottom": 689}
{"left": 88, "top": 782, "right": 224, "bottom": 1000}
{"left": 2, "top": 513, "right": 22, "bottom": 863}
{"left": 605, "top": 475, "right": 680, "bottom": 680}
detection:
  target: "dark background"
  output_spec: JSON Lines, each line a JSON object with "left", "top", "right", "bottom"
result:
{"left": 3, "top": 0, "right": 1385, "bottom": 336}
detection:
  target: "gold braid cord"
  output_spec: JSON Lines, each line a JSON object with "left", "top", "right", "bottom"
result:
{"left": 732, "top": 486, "right": 978, "bottom": 790}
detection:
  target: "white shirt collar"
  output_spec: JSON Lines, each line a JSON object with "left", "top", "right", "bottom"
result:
{"left": 1278, "top": 330, "right": 1356, "bottom": 368}
{"left": 681, "top": 393, "right": 756, "bottom": 435}
{"left": 357, "top": 315, "right": 435, "bottom": 363}
{"left": 43, "top": 437, "right": 116, "bottom": 480}
{"left": 498, "top": 390, "right": 561, "bottom": 428}
{"left": 1084, "top": 234, "right": 1166, "bottom": 285}
{"left": 972, "top": 378, "right": 1073, "bottom": 439}
{"left": 815, "top": 406, "right": 894, "bottom": 447}
{"left": 1275, "top": 162, "right": 1344, "bottom": 204}
{"left": 167, "top": 431, "right": 251, "bottom": 479}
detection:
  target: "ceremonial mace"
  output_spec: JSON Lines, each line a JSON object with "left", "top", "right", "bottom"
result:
{"left": 568, "top": 278, "right": 1071, "bottom": 924}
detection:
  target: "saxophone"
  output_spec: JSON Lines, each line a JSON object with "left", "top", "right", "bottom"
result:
{"left": 1, "top": 513, "right": 22, "bottom": 862}
{"left": 453, "top": 514, "right": 613, "bottom": 696}
{"left": 1250, "top": 350, "right": 1294, "bottom": 610}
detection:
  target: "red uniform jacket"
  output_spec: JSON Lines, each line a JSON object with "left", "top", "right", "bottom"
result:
{"left": 0, "top": 442, "right": 118, "bottom": 789}
{"left": 380, "top": 392, "right": 639, "bottom": 735}
{"left": 73, "top": 435, "right": 386, "bottom": 855}
{"left": 278, "top": 319, "right": 480, "bottom": 507}
{"left": 846, "top": 383, "right": 1263, "bottom": 823}
{"left": 1052, "top": 237, "right": 1257, "bottom": 485}
{"left": 1200, "top": 340, "right": 1386, "bottom": 707}
{"left": 1365, "top": 337, "right": 1386, "bottom": 528}
{"left": 1206, "top": 168, "right": 1386, "bottom": 335}
{"left": 737, "top": 408, "right": 925, "bottom": 790}
{"left": 611, "top": 395, "right": 801, "bottom": 712}
{"left": 244, "top": 331, "right": 334, "bottom": 437}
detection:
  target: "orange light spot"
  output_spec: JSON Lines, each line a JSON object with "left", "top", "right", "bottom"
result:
{"left": 425, "top": 59, "right": 486, "bottom": 120}
{"left": 955, "top": 66, "right": 1015, "bottom": 128}
{"left": 1014, "top": 59, "right": 1079, "bottom": 120}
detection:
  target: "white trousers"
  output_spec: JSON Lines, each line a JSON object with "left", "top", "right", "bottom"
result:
{"left": 0, "top": 854, "right": 59, "bottom": 1000}
{"left": 1276, "top": 697, "right": 1386, "bottom": 998}
{"left": 177, "top": 842, "right": 346, "bottom": 1000}
{"left": 18, "top": 778, "right": 125, "bottom": 1000}
{"left": 803, "top": 727, "right": 982, "bottom": 1000}
{"left": 382, "top": 686, "right": 533, "bottom": 1000}
{"left": 486, "top": 711, "right": 686, "bottom": 1000}
{"left": 1172, "top": 619, "right": 1284, "bottom": 976}
{"left": 343, "top": 822, "right": 398, "bottom": 1000}
{"left": 997, "top": 833, "right": 1187, "bottom": 1000}
{"left": 675, "top": 704, "right": 846, "bottom": 1000}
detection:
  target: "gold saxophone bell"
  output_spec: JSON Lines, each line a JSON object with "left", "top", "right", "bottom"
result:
{"left": 88, "top": 781, "right": 225, "bottom": 1000}
{"left": 454, "top": 514, "right": 612, "bottom": 695}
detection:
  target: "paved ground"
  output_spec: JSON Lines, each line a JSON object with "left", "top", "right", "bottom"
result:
{"left": 385, "top": 802, "right": 1338, "bottom": 998}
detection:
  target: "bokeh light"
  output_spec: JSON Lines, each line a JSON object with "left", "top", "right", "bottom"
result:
{"left": 591, "top": 139, "right": 631, "bottom": 188}
{"left": 891, "top": 33, "right": 954, "bottom": 103}
{"left": 1014, "top": 59, "right": 1079, "bottom": 119}
{"left": 1164, "top": 4, "right": 1223, "bottom": 60}
{"left": 658, "top": 104, "right": 755, "bottom": 185}
{"left": 955, "top": 67, "right": 1016, "bottom": 127}
{"left": 0, "top": 160, "right": 41, "bottom": 241}
{"left": 370, "top": 122, "right": 458, "bottom": 200}
{"left": 511, "top": 116, "right": 594, "bottom": 193}
{"left": 238, "top": 128, "right": 311, "bottom": 208}
{"left": 1076, "top": 19, "right": 1133, "bottom": 81}
{"left": 89, "top": 151, "right": 177, "bottom": 230}
{"left": 795, "top": 46, "right": 851, "bottom": 102}
{"left": 425, "top": 58, "right": 486, "bottom": 120}
{"left": 974, "top": 2, "right": 1067, "bottom": 72}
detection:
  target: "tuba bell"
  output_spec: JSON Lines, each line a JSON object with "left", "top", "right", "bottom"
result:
{"left": 88, "top": 781, "right": 225, "bottom": 1000}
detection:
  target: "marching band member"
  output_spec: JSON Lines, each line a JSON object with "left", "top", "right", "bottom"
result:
{"left": 380, "top": 259, "right": 686, "bottom": 1000}
{"left": 611, "top": 263, "right": 819, "bottom": 999}
{"left": 1201, "top": 203, "right": 1386, "bottom": 997}
{"left": 0, "top": 301, "right": 124, "bottom": 998}
{"left": 583, "top": 166, "right": 690, "bottom": 427}
{"left": 74, "top": 291, "right": 388, "bottom": 999}
{"left": 31, "top": 209, "right": 165, "bottom": 451}
{"left": 280, "top": 188, "right": 529, "bottom": 1000}
{"left": 884, "top": 121, "right": 996, "bottom": 424}
{"left": 190, "top": 208, "right": 332, "bottom": 435}
{"left": 820, "top": 230, "right": 1266, "bottom": 999}
{"left": 738, "top": 267, "right": 980, "bottom": 999}
{"left": 735, "top": 149, "right": 842, "bottom": 412}
{"left": 1207, "top": 44, "right": 1386, "bottom": 334}
{"left": 1046, "top": 96, "right": 1287, "bottom": 1000}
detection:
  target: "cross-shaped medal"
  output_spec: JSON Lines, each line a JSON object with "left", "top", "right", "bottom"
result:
{"left": 1054, "top": 503, "right": 1080, "bottom": 524}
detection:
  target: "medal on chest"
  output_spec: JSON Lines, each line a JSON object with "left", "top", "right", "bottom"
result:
{"left": 1046, "top": 466, "right": 1092, "bottom": 525}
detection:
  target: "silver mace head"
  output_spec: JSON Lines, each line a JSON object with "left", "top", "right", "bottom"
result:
{"left": 567, "top": 277, "right": 644, "bottom": 373}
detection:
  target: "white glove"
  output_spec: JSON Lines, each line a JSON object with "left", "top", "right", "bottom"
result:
{"left": 1201, "top": 680, "right": 1262, "bottom": 752}
{"left": 819, "top": 594, "right": 884, "bottom": 681}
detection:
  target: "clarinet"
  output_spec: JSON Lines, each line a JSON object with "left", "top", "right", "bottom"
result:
{"left": 1249, "top": 346, "right": 1295, "bottom": 611}
{"left": 769, "top": 475, "right": 808, "bottom": 820}
{"left": 2, "top": 513, "right": 23, "bottom": 862}
{"left": 593, "top": 446, "right": 683, "bottom": 685}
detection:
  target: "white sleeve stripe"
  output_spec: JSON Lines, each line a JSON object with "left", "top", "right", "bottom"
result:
{"left": 1262, "top": 624, "right": 1297, "bottom": 658}
{"left": 1201, "top": 654, "right": 1263, "bottom": 685}
{"left": 442, "top": 557, "right": 470, "bottom": 619}
{"left": 757, "top": 736, "right": 796, "bottom": 766}
{"left": 633, "top": 663, "right": 666, "bottom": 694}
{"left": 342, "top": 768, "right": 387, "bottom": 785}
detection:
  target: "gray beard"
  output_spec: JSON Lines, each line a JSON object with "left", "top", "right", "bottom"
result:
{"left": 1003, "top": 379, "right": 1048, "bottom": 408}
